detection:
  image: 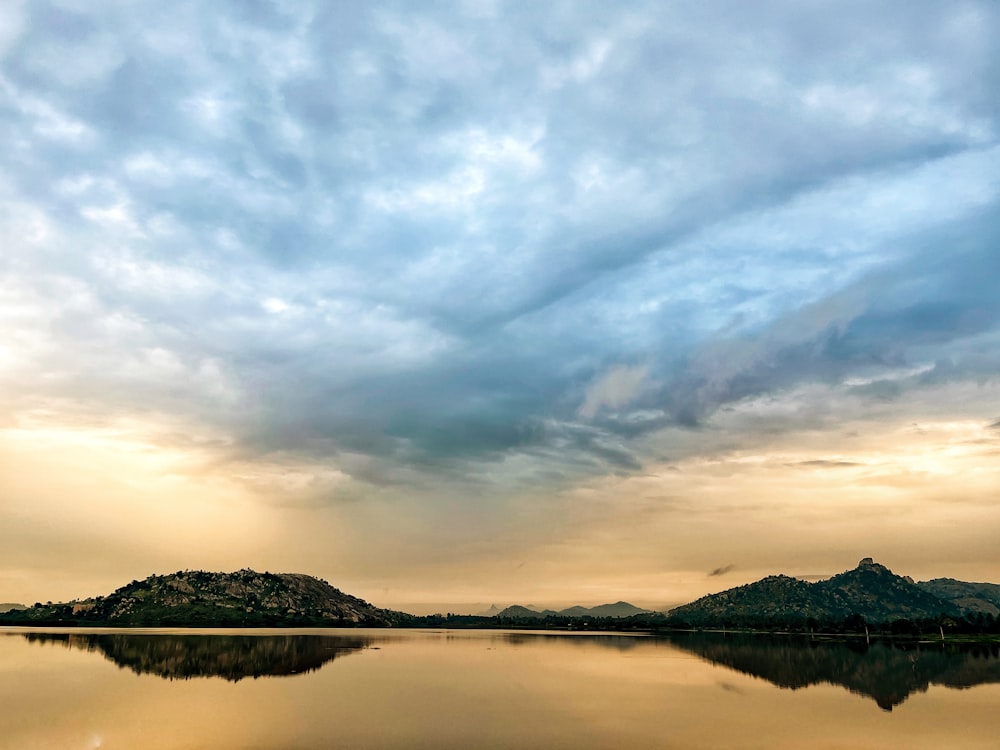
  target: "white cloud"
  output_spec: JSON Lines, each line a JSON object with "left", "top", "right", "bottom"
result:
{"left": 262, "top": 297, "right": 289, "bottom": 314}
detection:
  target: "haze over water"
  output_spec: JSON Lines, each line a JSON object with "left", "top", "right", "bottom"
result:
{"left": 2, "top": 628, "right": 999, "bottom": 749}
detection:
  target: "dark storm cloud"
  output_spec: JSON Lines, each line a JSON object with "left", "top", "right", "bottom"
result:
{"left": 2, "top": 0, "right": 999, "bottom": 495}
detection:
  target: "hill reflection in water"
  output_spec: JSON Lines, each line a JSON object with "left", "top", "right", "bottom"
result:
{"left": 663, "top": 632, "right": 1000, "bottom": 711}
{"left": 19, "top": 629, "right": 1000, "bottom": 709}
{"left": 22, "top": 632, "right": 375, "bottom": 682}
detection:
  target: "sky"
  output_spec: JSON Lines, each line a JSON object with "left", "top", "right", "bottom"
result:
{"left": 2, "top": 0, "right": 999, "bottom": 614}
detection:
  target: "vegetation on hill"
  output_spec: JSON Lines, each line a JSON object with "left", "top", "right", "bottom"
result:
{"left": 661, "top": 559, "right": 999, "bottom": 635}
{"left": 665, "top": 558, "right": 959, "bottom": 628}
{"left": 0, "top": 569, "right": 400, "bottom": 627}
{"left": 2, "top": 560, "right": 999, "bottom": 635}
{"left": 917, "top": 579, "right": 1000, "bottom": 617}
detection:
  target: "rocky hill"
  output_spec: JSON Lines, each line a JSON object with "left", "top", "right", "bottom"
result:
{"left": 667, "top": 559, "right": 962, "bottom": 627}
{"left": 666, "top": 574, "right": 829, "bottom": 625}
{"left": 813, "top": 558, "right": 958, "bottom": 622}
{"left": 917, "top": 579, "right": 1000, "bottom": 617}
{"left": 0, "top": 569, "right": 399, "bottom": 627}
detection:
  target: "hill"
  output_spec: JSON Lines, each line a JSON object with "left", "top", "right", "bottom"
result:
{"left": 576, "top": 602, "right": 650, "bottom": 617}
{"left": 495, "top": 605, "right": 558, "bottom": 618}
{"left": 666, "top": 558, "right": 962, "bottom": 627}
{"left": 917, "top": 579, "right": 1000, "bottom": 617}
{"left": 494, "top": 601, "right": 650, "bottom": 620}
{"left": 0, "top": 603, "right": 26, "bottom": 613}
{"left": 813, "top": 558, "right": 959, "bottom": 622}
{"left": 0, "top": 569, "right": 399, "bottom": 627}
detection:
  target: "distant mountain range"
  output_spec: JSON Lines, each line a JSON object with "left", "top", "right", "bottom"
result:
{"left": 0, "top": 603, "right": 26, "bottom": 613}
{"left": 665, "top": 558, "right": 1000, "bottom": 627}
{"left": 493, "top": 601, "right": 651, "bottom": 619}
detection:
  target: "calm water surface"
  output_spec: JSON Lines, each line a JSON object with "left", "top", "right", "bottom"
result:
{"left": 2, "top": 627, "right": 998, "bottom": 749}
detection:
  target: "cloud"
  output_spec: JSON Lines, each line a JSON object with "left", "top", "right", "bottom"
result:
{"left": 0, "top": 0, "right": 998, "bottom": 506}
{"left": 708, "top": 564, "right": 735, "bottom": 577}
{"left": 794, "top": 460, "right": 862, "bottom": 469}
{"left": 579, "top": 365, "right": 650, "bottom": 419}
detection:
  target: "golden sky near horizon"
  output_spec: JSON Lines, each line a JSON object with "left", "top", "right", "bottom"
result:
{"left": 3, "top": 380, "right": 999, "bottom": 611}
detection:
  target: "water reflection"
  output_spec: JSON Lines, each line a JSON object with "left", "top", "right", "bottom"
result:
{"left": 496, "top": 631, "right": 644, "bottom": 652}
{"left": 16, "top": 629, "right": 1000, "bottom": 712}
{"left": 21, "top": 632, "right": 374, "bottom": 682}
{"left": 5, "top": 628, "right": 1000, "bottom": 748}
{"left": 663, "top": 632, "right": 1000, "bottom": 711}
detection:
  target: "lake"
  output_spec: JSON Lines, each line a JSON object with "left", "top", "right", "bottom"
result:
{"left": 2, "top": 627, "right": 999, "bottom": 749}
